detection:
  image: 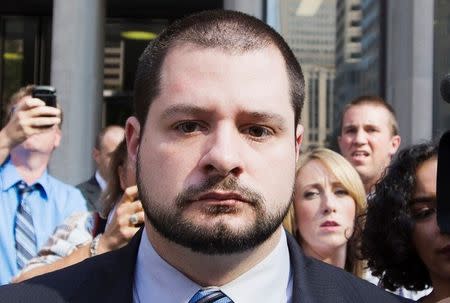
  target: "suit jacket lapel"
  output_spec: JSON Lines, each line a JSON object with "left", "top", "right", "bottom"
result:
{"left": 81, "top": 176, "right": 102, "bottom": 211}
{"left": 71, "top": 228, "right": 143, "bottom": 302}
{"left": 286, "top": 232, "right": 318, "bottom": 303}
{"left": 87, "top": 175, "right": 100, "bottom": 189}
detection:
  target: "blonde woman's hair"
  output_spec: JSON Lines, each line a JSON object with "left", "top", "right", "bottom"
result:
{"left": 283, "top": 148, "right": 366, "bottom": 278}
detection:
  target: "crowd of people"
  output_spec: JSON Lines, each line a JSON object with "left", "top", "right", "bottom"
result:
{"left": 0, "top": 9, "right": 448, "bottom": 303}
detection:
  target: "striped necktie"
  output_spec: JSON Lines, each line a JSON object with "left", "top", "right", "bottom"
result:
{"left": 14, "top": 181, "right": 38, "bottom": 270}
{"left": 188, "top": 287, "right": 234, "bottom": 303}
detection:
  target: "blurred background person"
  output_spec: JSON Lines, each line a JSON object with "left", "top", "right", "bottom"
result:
{"left": 13, "top": 139, "right": 143, "bottom": 282}
{"left": 0, "top": 85, "right": 87, "bottom": 285}
{"left": 338, "top": 96, "right": 401, "bottom": 194}
{"left": 0, "top": 92, "right": 59, "bottom": 163}
{"left": 362, "top": 142, "right": 439, "bottom": 302}
{"left": 77, "top": 125, "right": 124, "bottom": 211}
{"left": 284, "top": 148, "right": 366, "bottom": 277}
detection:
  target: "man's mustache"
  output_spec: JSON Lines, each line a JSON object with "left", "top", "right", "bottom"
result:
{"left": 175, "top": 175, "right": 265, "bottom": 209}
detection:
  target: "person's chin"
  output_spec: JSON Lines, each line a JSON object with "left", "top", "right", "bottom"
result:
{"left": 353, "top": 165, "right": 371, "bottom": 176}
{"left": 188, "top": 212, "right": 255, "bottom": 231}
{"left": 350, "top": 157, "right": 370, "bottom": 167}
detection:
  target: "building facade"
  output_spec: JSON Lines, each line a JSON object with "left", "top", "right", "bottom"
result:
{"left": 279, "top": 0, "right": 336, "bottom": 149}
{"left": 385, "top": 0, "right": 434, "bottom": 145}
{"left": 334, "top": 0, "right": 362, "bottom": 131}
{"left": 359, "top": 0, "right": 386, "bottom": 97}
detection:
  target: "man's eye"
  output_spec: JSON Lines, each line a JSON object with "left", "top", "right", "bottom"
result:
{"left": 243, "top": 126, "right": 273, "bottom": 138}
{"left": 344, "top": 128, "right": 356, "bottom": 134}
{"left": 175, "top": 121, "right": 204, "bottom": 134}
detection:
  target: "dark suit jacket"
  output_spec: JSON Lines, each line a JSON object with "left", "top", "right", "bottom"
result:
{"left": 0, "top": 228, "right": 413, "bottom": 303}
{"left": 76, "top": 175, "right": 101, "bottom": 212}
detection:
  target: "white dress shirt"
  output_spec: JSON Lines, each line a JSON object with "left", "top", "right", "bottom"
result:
{"left": 95, "top": 170, "right": 107, "bottom": 191}
{"left": 133, "top": 227, "right": 293, "bottom": 303}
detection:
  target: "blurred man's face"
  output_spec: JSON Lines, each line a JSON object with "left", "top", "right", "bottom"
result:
{"left": 338, "top": 104, "right": 400, "bottom": 192}
{"left": 127, "top": 44, "right": 303, "bottom": 254}
{"left": 94, "top": 128, "right": 125, "bottom": 180}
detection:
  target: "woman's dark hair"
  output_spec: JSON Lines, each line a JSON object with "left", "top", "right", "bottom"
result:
{"left": 361, "top": 141, "right": 438, "bottom": 291}
{"left": 99, "top": 139, "right": 128, "bottom": 218}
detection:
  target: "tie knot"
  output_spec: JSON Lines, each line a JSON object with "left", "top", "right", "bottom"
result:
{"left": 189, "top": 287, "right": 233, "bottom": 303}
{"left": 16, "top": 181, "right": 36, "bottom": 195}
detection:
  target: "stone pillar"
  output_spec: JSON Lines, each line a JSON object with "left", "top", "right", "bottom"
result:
{"left": 49, "top": 0, "right": 105, "bottom": 184}
{"left": 386, "top": 0, "right": 434, "bottom": 145}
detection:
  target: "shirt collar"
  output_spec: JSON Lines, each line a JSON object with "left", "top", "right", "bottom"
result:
{"left": 133, "top": 227, "right": 292, "bottom": 303}
{"left": 0, "top": 158, "right": 50, "bottom": 197}
{"left": 95, "top": 170, "right": 107, "bottom": 191}
{"left": 220, "top": 230, "right": 292, "bottom": 302}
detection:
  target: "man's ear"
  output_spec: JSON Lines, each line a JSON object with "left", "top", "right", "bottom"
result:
{"left": 53, "top": 127, "right": 62, "bottom": 148}
{"left": 295, "top": 124, "right": 304, "bottom": 162}
{"left": 125, "top": 116, "right": 141, "bottom": 164}
{"left": 389, "top": 135, "right": 401, "bottom": 157}
{"left": 92, "top": 148, "right": 100, "bottom": 165}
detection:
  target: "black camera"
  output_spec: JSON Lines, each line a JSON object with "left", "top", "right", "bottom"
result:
{"left": 32, "top": 86, "right": 57, "bottom": 107}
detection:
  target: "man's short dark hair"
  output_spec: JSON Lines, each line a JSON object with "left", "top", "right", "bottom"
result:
{"left": 339, "top": 95, "right": 399, "bottom": 136}
{"left": 133, "top": 10, "right": 304, "bottom": 128}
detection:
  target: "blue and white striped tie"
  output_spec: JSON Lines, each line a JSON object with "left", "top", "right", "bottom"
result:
{"left": 14, "top": 181, "right": 38, "bottom": 270}
{"left": 189, "top": 287, "right": 234, "bottom": 303}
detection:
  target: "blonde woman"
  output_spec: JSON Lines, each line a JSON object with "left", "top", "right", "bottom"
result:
{"left": 284, "top": 148, "right": 366, "bottom": 277}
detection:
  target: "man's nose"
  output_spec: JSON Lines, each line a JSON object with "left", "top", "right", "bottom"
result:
{"left": 353, "top": 129, "right": 367, "bottom": 145}
{"left": 198, "top": 124, "right": 244, "bottom": 177}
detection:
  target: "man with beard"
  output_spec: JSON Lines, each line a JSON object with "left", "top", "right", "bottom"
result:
{"left": 0, "top": 10, "right": 410, "bottom": 303}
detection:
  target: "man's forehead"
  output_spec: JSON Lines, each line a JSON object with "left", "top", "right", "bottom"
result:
{"left": 102, "top": 131, "right": 124, "bottom": 148}
{"left": 13, "top": 95, "right": 31, "bottom": 107}
{"left": 162, "top": 42, "right": 284, "bottom": 71}
{"left": 154, "top": 43, "right": 292, "bottom": 116}
{"left": 343, "top": 104, "right": 393, "bottom": 126}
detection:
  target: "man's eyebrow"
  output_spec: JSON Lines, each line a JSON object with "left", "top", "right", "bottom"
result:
{"left": 161, "top": 104, "right": 210, "bottom": 119}
{"left": 161, "top": 105, "right": 288, "bottom": 127}
{"left": 243, "top": 111, "right": 288, "bottom": 128}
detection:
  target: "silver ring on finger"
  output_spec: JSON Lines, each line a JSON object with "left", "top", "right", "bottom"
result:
{"left": 129, "top": 213, "right": 139, "bottom": 226}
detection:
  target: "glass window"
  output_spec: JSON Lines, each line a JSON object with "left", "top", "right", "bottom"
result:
{"left": 103, "top": 18, "right": 168, "bottom": 126}
{"left": 0, "top": 16, "right": 51, "bottom": 125}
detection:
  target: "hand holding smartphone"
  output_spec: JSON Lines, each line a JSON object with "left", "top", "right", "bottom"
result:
{"left": 32, "top": 86, "right": 57, "bottom": 107}
{"left": 31, "top": 85, "right": 60, "bottom": 128}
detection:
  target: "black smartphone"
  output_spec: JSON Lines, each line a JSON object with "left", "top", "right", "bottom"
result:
{"left": 32, "top": 86, "right": 57, "bottom": 107}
